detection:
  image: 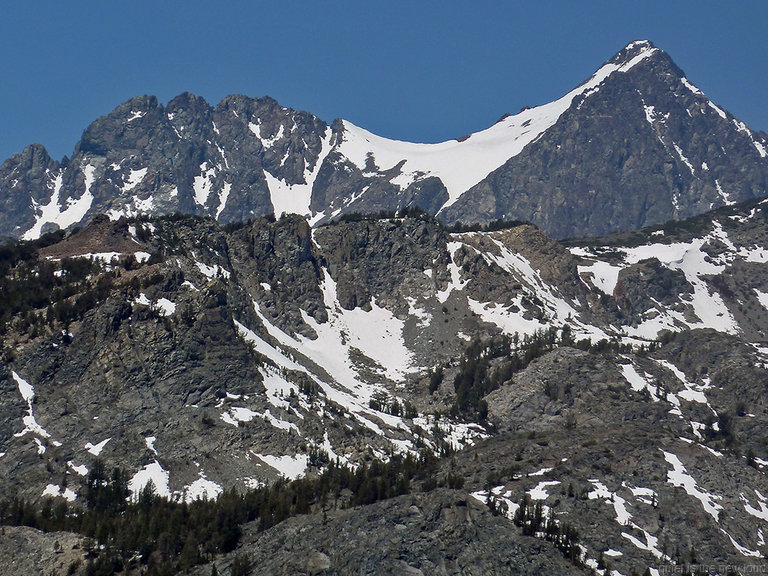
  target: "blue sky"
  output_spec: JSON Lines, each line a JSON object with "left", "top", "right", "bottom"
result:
{"left": 1, "top": 1, "right": 766, "bottom": 162}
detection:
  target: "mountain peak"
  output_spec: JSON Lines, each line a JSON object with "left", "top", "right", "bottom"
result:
{"left": 2, "top": 41, "right": 767, "bottom": 242}
{"left": 607, "top": 39, "right": 660, "bottom": 68}
{"left": 606, "top": 39, "right": 684, "bottom": 79}
{"left": 624, "top": 39, "right": 655, "bottom": 51}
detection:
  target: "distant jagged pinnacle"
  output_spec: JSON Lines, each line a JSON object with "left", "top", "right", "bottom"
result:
{"left": 613, "top": 39, "right": 659, "bottom": 62}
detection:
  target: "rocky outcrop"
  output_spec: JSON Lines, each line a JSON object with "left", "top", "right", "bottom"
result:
{"left": 0, "top": 526, "right": 89, "bottom": 576}
{"left": 195, "top": 490, "right": 592, "bottom": 576}
{"left": 441, "top": 42, "right": 768, "bottom": 238}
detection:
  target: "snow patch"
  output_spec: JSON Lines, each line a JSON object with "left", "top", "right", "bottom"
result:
{"left": 589, "top": 480, "right": 632, "bottom": 525}
{"left": 662, "top": 451, "right": 722, "bottom": 521}
{"left": 436, "top": 241, "right": 470, "bottom": 303}
{"left": 254, "top": 453, "right": 308, "bottom": 480}
{"left": 577, "top": 261, "right": 622, "bottom": 295}
{"left": 265, "top": 126, "right": 333, "bottom": 219}
{"left": 215, "top": 182, "right": 231, "bottom": 220}
{"left": 672, "top": 143, "right": 695, "bottom": 175}
{"left": 126, "top": 110, "right": 146, "bottom": 122}
{"left": 42, "top": 484, "right": 77, "bottom": 502}
{"left": 527, "top": 480, "right": 560, "bottom": 501}
{"left": 12, "top": 371, "right": 53, "bottom": 440}
{"left": 155, "top": 298, "right": 176, "bottom": 316}
{"left": 619, "top": 363, "right": 659, "bottom": 401}
{"left": 193, "top": 162, "right": 217, "bottom": 206}
{"left": 68, "top": 462, "right": 89, "bottom": 476}
{"left": 123, "top": 168, "right": 148, "bottom": 192}
{"left": 194, "top": 258, "right": 231, "bottom": 280}
{"left": 128, "top": 461, "right": 171, "bottom": 499}
{"left": 23, "top": 166, "right": 95, "bottom": 240}
{"left": 183, "top": 472, "right": 223, "bottom": 502}
{"left": 338, "top": 43, "right": 659, "bottom": 212}
{"left": 715, "top": 180, "right": 734, "bottom": 206}
{"left": 85, "top": 438, "right": 111, "bottom": 456}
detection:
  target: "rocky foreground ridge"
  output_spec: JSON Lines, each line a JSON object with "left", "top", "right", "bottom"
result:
{"left": 0, "top": 197, "right": 767, "bottom": 573}
{"left": 2, "top": 41, "right": 768, "bottom": 242}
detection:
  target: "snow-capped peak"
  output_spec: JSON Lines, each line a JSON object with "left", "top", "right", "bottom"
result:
{"left": 335, "top": 41, "right": 659, "bottom": 211}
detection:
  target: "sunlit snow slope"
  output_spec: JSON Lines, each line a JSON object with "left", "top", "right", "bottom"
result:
{"left": 335, "top": 41, "right": 660, "bottom": 211}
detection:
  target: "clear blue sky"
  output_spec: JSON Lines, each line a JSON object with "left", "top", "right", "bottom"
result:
{"left": 1, "top": 1, "right": 766, "bottom": 162}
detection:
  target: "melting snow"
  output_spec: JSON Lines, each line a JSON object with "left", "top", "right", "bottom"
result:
{"left": 527, "top": 480, "right": 560, "bottom": 500}
{"left": 266, "top": 126, "right": 333, "bottom": 219}
{"left": 122, "top": 168, "right": 148, "bottom": 192}
{"left": 715, "top": 180, "right": 734, "bottom": 205}
{"left": 619, "top": 362, "right": 659, "bottom": 401}
{"left": 183, "top": 472, "right": 223, "bottom": 502}
{"left": 238, "top": 278, "right": 484, "bottom": 449}
{"left": 337, "top": 43, "right": 659, "bottom": 211}
{"left": 622, "top": 530, "right": 664, "bottom": 560}
{"left": 254, "top": 453, "right": 308, "bottom": 480}
{"left": 436, "top": 241, "right": 470, "bottom": 303}
{"left": 708, "top": 101, "right": 728, "bottom": 119}
{"left": 194, "top": 258, "right": 231, "bottom": 280}
{"left": 472, "top": 235, "right": 607, "bottom": 341}
{"left": 672, "top": 143, "right": 695, "bottom": 175}
{"left": 589, "top": 480, "right": 632, "bottom": 525}
{"left": 126, "top": 110, "right": 145, "bottom": 122}
{"left": 222, "top": 404, "right": 299, "bottom": 434}
{"left": 134, "top": 293, "right": 175, "bottom": 316}
{"left": 577, "top": 261, "right": 622, "bottom": 295}
{"left": 85, "top": 438, "right": 111, "bottom": 456}
{"left": 215, "top": 182, "right": 231, "bottom": 220}
{"left": 42, "top": 484, "right": 77, "bottom": 502}
{"left": 680, "top": 77, "right": 703, "bottom": 96}
{"left": 654, "top": 359, "right": 711, "bottom": 405}
{"left": 193, "top": 162, "right": 217, "bottom": 206}
{"left": 260, "top": 124, "right": 285, "bottom": 148}
{"left": 155, "top": 298, "right": 176, "bottom": 316}
{"left": 128, "top": 461, "right": 171, "bottom": 499}
{"left": 68, "top": 462, "right": 89, "bottom": 476}
{"left": 23, "top": 166, "right": 94, "bottom": 240}
{"left": 741, "top": 489, "right": 768, "bottom": 522}
{"left": 405, "top": 296, "right": 432, "bottom": 327}
{"left": 12, "top": 371, "right": 53, "bottom": 440}
{"left": 608, "top": 228, "right": 740, "bottom": 335}
{"left": 755, "top": 289, "right": 768, "bottom": 311}
{"left": 662, "top": 451, "right": 722, "bottom": 521}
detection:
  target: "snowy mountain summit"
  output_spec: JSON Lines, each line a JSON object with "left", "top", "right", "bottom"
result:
{"left": 2, "top": 40, "right": 768, "bottom": 241}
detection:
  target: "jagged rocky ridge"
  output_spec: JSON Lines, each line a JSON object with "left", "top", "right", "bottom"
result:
{"left": 2, "top": 40, "right": 768, "bottom": 242}
{"left": 1, "top": 196, "right": 768, "bottom": 573}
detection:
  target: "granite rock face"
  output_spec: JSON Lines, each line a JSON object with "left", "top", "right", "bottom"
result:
{"left": 440, "top": 42, "right": 768, "bottom": 237}
{"left": 0, "top": 526, "right": 89, "bottom": 576}
{"left": 194, "top": 489, "right": 592, "bottom": 576}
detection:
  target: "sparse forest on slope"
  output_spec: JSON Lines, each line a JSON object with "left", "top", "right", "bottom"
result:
{"left": 1, "top": 197, "right": 768, "bottom": 573}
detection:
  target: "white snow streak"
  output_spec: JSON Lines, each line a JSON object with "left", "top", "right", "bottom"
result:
{"left": 337, "top": 44, "right": 658, "bottom": 211}
{"left": 12, "top": 371, "right": 53, "bottom": 440}
{"left": 265, "top": 126, "right": 333, "bottom": 218}
{"left": 23, "top": 165, "right": 95, "bottom": 240}
{"left": 85, "top": 438, "right": 111, "bottom": 456}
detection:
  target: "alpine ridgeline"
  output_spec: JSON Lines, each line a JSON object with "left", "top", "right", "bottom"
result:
{"left": 2, "top": 40, "right": 768, "bottom": 241}
{"left": 3, "top": 194, "right": 768, "bottom": 572}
